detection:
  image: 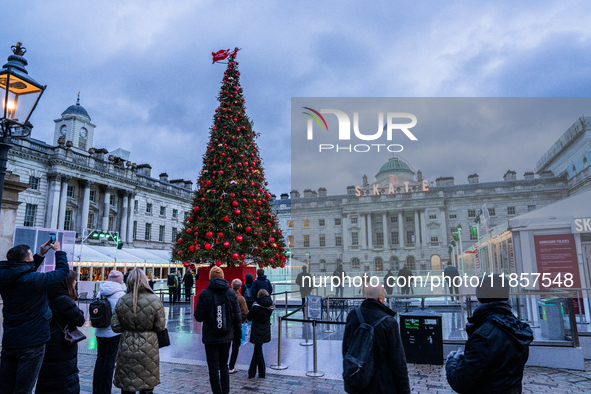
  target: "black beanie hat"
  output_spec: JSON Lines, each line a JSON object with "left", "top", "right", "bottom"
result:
{"left": 476, "top": 274, "right": 510, "bottom": 303}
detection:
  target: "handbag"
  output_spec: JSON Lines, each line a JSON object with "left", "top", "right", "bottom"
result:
{"left": 56, "top": 321, "right": 87, "bottom": 346}
{"left": 157, "top": 328, "right": 170, "bottom": 348}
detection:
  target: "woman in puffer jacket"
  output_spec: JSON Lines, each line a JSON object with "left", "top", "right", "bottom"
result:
{"left": 111, "top": 268, "right": 166, "bottom": 394}
{"left": 246, "top": 289, "right": 275, "bottom": 379}
{"left": 36, "top": 270, "right": 85, "bottom": 394}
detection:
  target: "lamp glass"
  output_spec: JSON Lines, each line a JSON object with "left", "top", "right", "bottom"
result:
{"left": 0, "top": 71, "right": 43, "bottom": 127}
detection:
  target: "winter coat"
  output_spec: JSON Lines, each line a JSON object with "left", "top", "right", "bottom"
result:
{"left": 342, "top": 298, "right": 410, "bottom": 394}
{"left": 241, "top": 273, "right": 256, "bottom": 303}
{"left": 332, "top": 268, "right": 345, "bottom": 287}
{"left": 247, "top": 295, "right": 274, "bottom": 344}
{"left": 111, "top": 288, "right": 166, "bottom": 392}
{"left": 446, "top": 301, "right": 533, "bottom": 394}
{"left": 183, "top": 272, "right": 194, "bottom": 288}
{"left": 384, "top": 271, "right": 396, "bottom": 294}
{"left": 295, "top": 271, "right": 313, "bottom": 297}
{"left": 397, "top": 268, "right": 413, "bottom": 287}
{"left": 35, "top": 282, "right": 86, "bottom": 394}
{"left": 444, "top": 265, "right": 460, "bottom": 279}
{"left": 0, "top": 251, "right": 69, "bottom": 349}
{"left": 234, "top": 289, "right": 249, "bottom": 323}
{"left": 194, "top": 278, "right": 241, "bottom": 344}
{"left": 95, "top": 280, "right": 126, "bottom": 338}
{"left": 167, "top": 274, "right": 179, "bottom": 288}
{"left": 251, "top": 274, "right": 273, "bottom": 297}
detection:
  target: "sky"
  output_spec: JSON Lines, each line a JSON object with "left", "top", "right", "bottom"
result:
{"left": 2, "top": 1, "right": 591, "bottom": 196}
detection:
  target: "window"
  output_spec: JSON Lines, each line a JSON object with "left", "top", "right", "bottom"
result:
{"left": 28, "top": 176, "right": 39, "bottom": 190}
{"left": 319, "top": 259, "right": 326, "bottom": 273}
{"left": 448, "top": 210, "right": 457, "bottom": 219}
{"left": 145, "top": 223, "right": 152, "bottom": 241}
{"left": 351, "top": 217, "right": 358, "bottom": 224}
{"left": 89, "top": 190, "right": 96, "bottom": 202}
{"left": 110, "top": 195, "right": 115, "bottom": 206}
{"left": 133, "top": 221, "right": 138, "bottom": 239}
{"left": 288, "top": 221, "right": 294, "bottom": 228}
{"left": 391, "top": 231, "right": 399, "bottom": 245}
{"left": 319, "top": 219, "right": 325, "bottom": 227}
{"left": 108, "top": 216, "right": 114, "bottom": 231}
{"left": 303, "top": 219, "right": 309, "bottom": 227}
{"left": 87, "top": 213, "right": 95, "bottom": 229}
{"left": 319, "top": 235, "right": 326, "bottom": 247}
{"left": 528, "top": 205, "right": 536, "bottom": 212}
{"left": 172, "top": 227, "right": 177, "bottom": 240}
{"left": 407, "top": 255, "right": 416, "bottom": 271}
{"left": 23, "top": 204, "right": 36, "bottom": 227}
{"left": 67, "top": 185, "right": 74, "bottom": 198}
{"left": 352, "top": 257, "right": 360, "bottom": 269}
{"left": 288, "top": 235, "right": 294, "bottom": 248}
{"left": 335, "top": 218, "right": 341, "bottom": 226}
{"left": 351, "top": 232, "right": 359, "bottom": 246}
{"left": 159, "top": 225, "right": 165, "bottom": 242}
{"left": 428, "top": 210, "right": 437, "bottom": 220}
{"left": 146, "top": 203, "right": 152, "bottom": 214}
{"left": 376, "top": 232, "right": 384, "bottom": 246}
{"left": 64, "top": 210, "right": 72, "bottom": 231}
{"left": 374, "top": 257, "right": 383, "bottom": 271}
{"left": 134, "top": 200, "right": 138, "bottom": 212}
{"left": 335, "top": 235, "right": 342, "bottom": 247}
{"left": 303, "top": 235, "right": 310, "bottom": 248}
{"left": 468, "top": 209, "right": 476, "bottom": 218}
{"left": 406, "top": 230, "right": 415, "bottom": 245}
{"left": 406, "top": 216, "right": 414, "bottom": 222}
{"left": 507, "top": 206, "right": 516, "bottom": 215}
{"left": 489, "top": 208, "right": 496, "bottom": 216}
{"left": 172, "top": 209, "right": 178, "bottom": 219}
{"left": 160, "top": 206, "right": 166, "bottom": 217}
{"left": 390, "top": 216, "right": 398, "bottom": 223}
{"left": 430, "top": 228, "right": 439, "bottom": 243}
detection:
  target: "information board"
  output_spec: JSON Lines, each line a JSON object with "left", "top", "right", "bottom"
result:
{"left": 307, "top": 296, "right": 322, "bottom": 320}
{"left": 534, "top": 234, "right": 581, "bottom": 288}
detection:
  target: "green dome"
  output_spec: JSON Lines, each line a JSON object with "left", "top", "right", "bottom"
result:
{"left": 375, "top": 157, "right": 415, "bottom": 180}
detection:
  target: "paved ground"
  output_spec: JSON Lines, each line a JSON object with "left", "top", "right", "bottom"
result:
{"left": 77, "top": 352, "right": 591, "bottom": 394}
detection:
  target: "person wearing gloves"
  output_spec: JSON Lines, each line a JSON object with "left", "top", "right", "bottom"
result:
{"left": 93, "top": 270, "right": 126, "bottom": 394}
{"left": 446, "top": 274, "right": 533, "bottom": 394}
{"left": 246, "top": 289, "right": 275, "bottom": 379}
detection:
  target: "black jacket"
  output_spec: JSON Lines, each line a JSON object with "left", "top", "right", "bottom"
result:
{"left": 183, "top": 272, "right": 194, "bottom": 288}
{"left": 247, "top": 295, "right": 275, "bottom": 344}
{"left": 446, "top": 301, "right": 534, "bottom": 394}
{"left": 251, "top": 275, "right": 273, "bottom": 297}
{"left": 384, "top": 271, "right": 396, "bottom": 293}
{"left": 295, "top": 271, "right": 313, "bottom": 296}
{"left": 444, "top": 265, "right": 460, "bottom": 278}
{"left": 342, "top": 299, "right": 410, "bottom": 394}
{"left": 35, "top": 282, "right": 86, "bottom": 394}
{"left": 194, "top": 278, "right": 241, "bottom": 344}
{"left": 0, "top": 251, "right": 70, "bottom": 349}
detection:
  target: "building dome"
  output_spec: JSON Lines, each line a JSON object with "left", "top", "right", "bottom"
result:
{"left": 375, "top": 157, "right": 415, "bottom": 180}
{"left": 61, "top": 94, "right": 90, "bottom": 120}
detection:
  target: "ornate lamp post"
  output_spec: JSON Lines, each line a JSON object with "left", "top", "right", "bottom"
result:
{"left": 0, "top": 43, "right": 46, "bottom": 214}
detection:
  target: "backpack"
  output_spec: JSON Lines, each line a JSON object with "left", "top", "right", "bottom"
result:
{"left": 210, "top": 292, "right": 234, "bottom": 334}
{"left": 167, "top": 274, "right": 177, "bottom": 287}
{"left": 89, "top": 295, "right": 112, "bottom": 328}
{"left": 244, "top": 283, "right": 255, "bottom": 303}
{"left": 342, "top": 308, "right": 389, "bottom": 389}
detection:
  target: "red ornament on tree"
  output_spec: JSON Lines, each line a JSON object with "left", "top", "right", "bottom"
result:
{"left": 205, "top": 243, "right": 212, "bottom": 250}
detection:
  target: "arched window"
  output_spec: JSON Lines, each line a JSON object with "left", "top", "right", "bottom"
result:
{"left": 351, "top": 257, "right": 360, "bottom": 269}
{"left": 319, "top": 259, "right": 326, "bottom": 272}
{"left": 430, "top": 254, "right": 441, "bottom": 270}
{"left": 389, "top": 256, "right": 399, "bottom": 270}
{"left": 406, "top": 255, "right": 416, "bottom": 271}
{"left": 374, "top": 257, "right": 383, "bottom": 271}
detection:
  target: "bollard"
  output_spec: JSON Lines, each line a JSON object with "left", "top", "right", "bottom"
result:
{"left": 306, "top": 321, "right": 325, "bottom": 377}
{"left": 270, "top": 316, "right": 288, "bottom": 370}
{"left": 324, "top": 296, "right": 334, "bottom": 334}
{"left": 285, "top": 291, "right": 288, "bottom": 315}
{"left": 300, "top": 303, "right": 313, "bottom": 346}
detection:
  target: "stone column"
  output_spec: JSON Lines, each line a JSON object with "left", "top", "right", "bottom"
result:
{"left": 342, "top": 213, "right": 348, "bottom": 250}
{"left": 398, "top": 211, "right": 405, "bottom": 247}
{"left": 46, "top": 173, "right": 62, "bottom": 229}
{"left": 439, "top": 207, "right": 447, "bottom": 244}
{"left": 367, "top": 212, "right": 373, "bottom": 248}
{"left": 414, "top": 210, "right": 420, "bottom": 246}
{"left": 127, "top": 193, "right": 136, "bottom": 241}
{"left": 120, "top": 191, "right": 129, "bottom": 243}
{"left": 57, "top": 175, "right": 71, "bottom": 230}
{"left": 420, "top": 210, "right": 427, "bottom": 248}
{"left": 382, "top": 211, "right": 388, "bottom": 248}
{"left": 79, "top": 180, "right": 93, "bottom": 234}
{"left": 360, "top": 213, "right": 367, "bottom": 249}
{"left": 102, "top": 186, "right": 113, "bottom": 231}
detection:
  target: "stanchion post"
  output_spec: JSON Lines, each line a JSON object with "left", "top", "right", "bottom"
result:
{"left": 270, "top": 316, "right": 288, "bottom": 370}
{"left": 324, "top": 296, "right": 334, "bottom": 333}
{"left": 306, "top": 321, "right": 325, "bottom": 377}
{"left": 285, "top": 291, "right": 288, "bottom": 315}
{"left": 300, "top": 303, "right": 313, "bottom": 346}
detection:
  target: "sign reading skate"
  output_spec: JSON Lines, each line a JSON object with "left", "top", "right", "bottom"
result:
{"left": 303, "top": 107, "right": 418, "bottom": 153}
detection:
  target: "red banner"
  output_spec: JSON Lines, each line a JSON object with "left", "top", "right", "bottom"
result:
{"left": 534, "top": 234, "right": 581, "bottom": 288}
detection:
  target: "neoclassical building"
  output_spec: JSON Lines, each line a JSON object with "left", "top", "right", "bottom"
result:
{"left": 276, "top": 116, "right": 591, "bottom": 277}
{"left": 7, "top": 98, "right": 193, "bottom": 250}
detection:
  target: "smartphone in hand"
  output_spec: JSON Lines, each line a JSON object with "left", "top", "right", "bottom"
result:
{"left": 49, "top": 233, "right": 56, "bottom": 244}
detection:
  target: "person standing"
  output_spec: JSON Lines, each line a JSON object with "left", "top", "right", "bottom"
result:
{"left": 446, "top": 274, "right": 533, "bottom": 394}
{"left": 0, "top": 240, "right": 69, "bottom": 394}
{"left": 342, "top": 285, "right": 410, "bottom": 394}
{"left": 247, "top": 289, "right": 275, "bottom": 379}
{"left": 36, "top": 270, "right": 86, "bottom": 393}
{"left": 444, "top": 261, "right": 460, "bottom": 302}
{"left": 167, "top": 269, "right": 179, "bottom": 304}
{"left": 176, "top": 270, "right": 183, "bottom": 301}
{"left": 251, "top": 268, "right": 273, "bottom": 297}
{"left": 241, "top": 273, "right": 256, "bottom": 310}
{"left": 93, "top": 270, "right": 126, "bottom": 394}
{"left": 332, "top": 263, "right": 345, "bottom": 298}
{"left": 383, "top": 268, "right": 396, "bottom": 308}
{"left": 183, "top": 270, "right": 195, "bottom": 301}
{"left": 123, "top": 268, "right": 132, "bottom": 284}
{"left": 229, "top": 278, "right": 249, "bottom": 374}
{"left": 194, "top": 266, "right": 241, "bottom": 394}
{"left": 112, "top": 268, "right": 166, "bottom": 394}
{"left": 397, "top": 264, "right": 413, "bottom": 295}
{"left": 295, "top": 265, "right": 313, "bottom": 306}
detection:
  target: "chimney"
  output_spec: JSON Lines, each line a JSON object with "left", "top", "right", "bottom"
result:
{"left": 303, "top": 189, "right": 313, "bottom": 198}
{"left": 467, "top": 174, "right": 479, "bottom": 184}
{"left": 347, "top": 186, "right": 356, "bottom": 195}
{"left": 435, "top": 176, "right": 454, "bottom": 186}
{"left": 318, "top": 187, "right": 327, "bottom": 197}
{"left": 290, "top": 190, "right": 300, "bottom": 199}
{"left": 540, "top": 170, "right": 554, "bottom": 178}
{"left": 280, "top": 193, "right": 289, "bottom": 200}
{"left": 524, "top": 171, "right": 535, "bottom": 180}
{"left": 136, "top": 164, "right": 152, "bottom": 177}
{"left": 270, "top": 194, "right": 276, "bottom": 201}
{"left": 184, "top": 180, "right": 193, "bottom": 190}
{"left": 503, "top": 170, "right": 517, "bottom": 181}
{"left": 159, "top": 173, "right": 169, "bottom": 182}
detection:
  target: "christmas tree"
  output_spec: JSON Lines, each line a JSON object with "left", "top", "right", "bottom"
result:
{"left": 172, "top": 48, "right": 287, "bottom": 269}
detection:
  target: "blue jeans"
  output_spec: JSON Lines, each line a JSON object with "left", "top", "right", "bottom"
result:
{"left": 0, "top": 344, "right": 46, "bottom": 394}
{"left": 93, "top": 335, "right": 121, "bottom": 394}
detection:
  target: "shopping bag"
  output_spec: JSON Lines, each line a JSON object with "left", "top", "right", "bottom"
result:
{"left": 241, "top": 321, "right": 252, "bottom": 345}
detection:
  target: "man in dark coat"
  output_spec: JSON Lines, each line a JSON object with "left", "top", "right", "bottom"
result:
{"left": 0, "top": 240, "right": 69, "bottom": 394}
{"left": 183, "top": 270, "right": 195, "bottom": 301}
{"left": 342, "top": 285, "right": 410, "bottom": 394}
{"left": 167, "top": 269, "right": 179, "bottom": 304}
{"left": 295, "top": 265, "right": 313, "bottom": 306}
{"left": 251, "top": 268, "right": 273, "bottom": 297}
{"left": 446, "top": 274, "right": 533, "bottom": 394}
{"left": 246, "top": 289, "right": 275, "bottom": 378}
{"left": 194, "top": 266, "right": 241, "bottom": 394}
{"left": 397, "top": 264, "right": 413, "bottom": 295}
{"left": 444, "top": 261, "right": 460, "bottom": 302}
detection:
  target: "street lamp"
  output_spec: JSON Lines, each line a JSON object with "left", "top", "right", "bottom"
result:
{"left": 0, "top": 42, "right": 46, "bottom": 214}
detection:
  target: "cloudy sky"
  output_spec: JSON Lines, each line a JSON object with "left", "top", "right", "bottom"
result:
{"left": 3, "top": 1, "right": 591, "bottom": 196}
